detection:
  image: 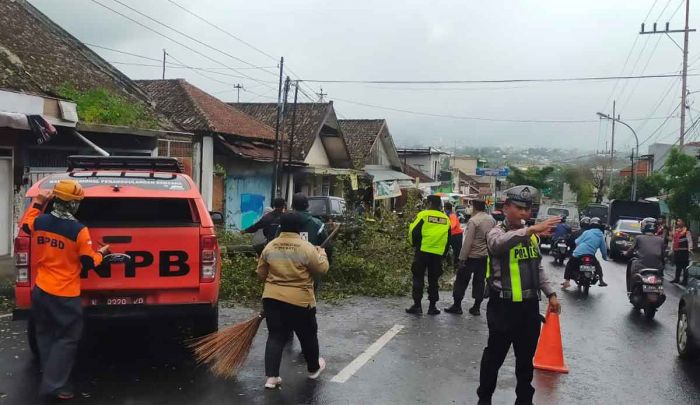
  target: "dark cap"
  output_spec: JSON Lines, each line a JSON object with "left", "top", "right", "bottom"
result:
{"left": 426, "top": 195, "right": 442, "bottom": 208}
{"left": 291, "top": 193, "right": 309, "bottom": 211}
{"left": 503, "top": 185, "right": 538, "bottom": 208}
{"left": 279, "top": 212, "right": 302, "bottom": 233}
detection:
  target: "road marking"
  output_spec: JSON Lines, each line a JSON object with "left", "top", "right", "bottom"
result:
{"left": 0, "top": 313, "right": 11, "bottom": 319}
{"left": 331, "top": 324, "right": 404, "bottom": 383}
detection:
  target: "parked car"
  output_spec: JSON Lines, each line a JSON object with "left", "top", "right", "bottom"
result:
{"left": 608, "top": 219, "right": 642, "bottom": 260}
{"left": 14, "top": 156, "right": 222, "bottom": 355}
{"left": 677, "top": 262, "right": 700, "bottom": 359}
{"left": 307, "top": 196, "right": 347, "bottom": 222}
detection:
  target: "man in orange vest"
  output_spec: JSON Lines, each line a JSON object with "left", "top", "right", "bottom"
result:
{"left": 21, "top": 180, "right": 109, "bottom": 401}
{"left": 444, "top": 202, "right": 463, "bottom": 267}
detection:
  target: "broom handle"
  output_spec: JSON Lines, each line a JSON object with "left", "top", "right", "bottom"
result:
{"left": 319, "top": 222, "right": 341, "bottom": 248}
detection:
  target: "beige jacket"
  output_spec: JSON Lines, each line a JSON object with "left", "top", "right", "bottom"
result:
{"left": 256, "top": 232, "right": 329, "bottom": 308}
{"left": 459, "top": 211, "right": 496, "bottom": 260}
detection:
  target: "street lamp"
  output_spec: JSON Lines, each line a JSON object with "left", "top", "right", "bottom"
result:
{"left": 597, "top": 112, "right": 640, "bottom": 201}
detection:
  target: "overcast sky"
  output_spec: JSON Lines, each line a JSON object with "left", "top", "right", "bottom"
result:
{"left": 29, "top": 0, "right": 700, "bottom": 152}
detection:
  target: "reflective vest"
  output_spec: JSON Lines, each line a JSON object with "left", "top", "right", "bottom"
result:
{"left": 448, "top": 212, "right": 462, "bottom": 236}
{"left": 408, "top": 209, "right": 450, "bottom": 255}
{"left": 487, "top": 232, "right": 541, "bottom": 302}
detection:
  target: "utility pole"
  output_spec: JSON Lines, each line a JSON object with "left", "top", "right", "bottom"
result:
{"left": 597, "top": 112, "right": 639, "bottom": 201}
{"left": 640, "top": 1, "right": 695, "bottom": 150}
{"left": 271, "top": 57, "right": 284, "bottom": 200}
{"left": 233, "top": 83, "right": 243, "bottom": 103}
{"left": 162, "top": 49, "right": 167, "bottom": 80}
{"left": 608, "top": 101, "right": 616, "bottom": 189}
{"left": 629, "top": 150, "right": 636, "bottom": 201}
{"left": 285, "top": 81, "right": 300, "bottom": 199}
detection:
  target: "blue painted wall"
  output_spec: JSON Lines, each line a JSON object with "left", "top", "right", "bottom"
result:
{"left": 224, "top": 172, "right": 272, "bottom": 230}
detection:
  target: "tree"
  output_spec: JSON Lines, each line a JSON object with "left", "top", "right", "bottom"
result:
{"left": 662, "top": 147, "right": 700, "bottom": 222}
{"left": 507, "top": 166, "right": 554, "bottom": 191}
{"left": 608, "top": 173, "right": 665, "bottom": 201}
{"left": 562, "top": 166, "right": 595, "bottom": 209}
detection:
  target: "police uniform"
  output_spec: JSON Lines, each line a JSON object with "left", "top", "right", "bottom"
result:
{"left": 407, "top": 205, "right": 450, "bottom": 313}
{"left": 477, "top": 186, "right": 556, "bottom": 405}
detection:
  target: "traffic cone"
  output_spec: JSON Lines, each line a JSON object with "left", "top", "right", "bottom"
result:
{"left": 533, "top": 311, "right": 569, "bottom": 373}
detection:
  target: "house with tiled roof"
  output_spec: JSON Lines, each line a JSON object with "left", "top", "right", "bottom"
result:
{"left": 233, "top": 101, "right": 354, "bottom": 199}
{"left": 338, "top": 119, "right": 413, "bottom": 202}
{"left": 138, "top": 79, "right": 290, "bottom": 229}
{"left": 0, "top": 0, "right": 192, "bottom": 256}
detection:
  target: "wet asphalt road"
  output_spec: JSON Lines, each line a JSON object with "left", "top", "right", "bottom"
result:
{"left": 1, "top": 257, "right": 699, "bottom": 405}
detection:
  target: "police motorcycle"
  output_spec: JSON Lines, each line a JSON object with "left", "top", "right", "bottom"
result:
{"left": 625, "top": 218, "right": 667, "bottom": 320}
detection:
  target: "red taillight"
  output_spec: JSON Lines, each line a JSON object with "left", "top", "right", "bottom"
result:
{"left": 200, "top": 235, "right": 218, "bottom": 283}
{"left": 582, "top": 256, "right": 592, "bottom": 264}
{"left": 615, "top": 231, "right": 628, "bottom": 239}
{"left": 14, "top": 237, "right": 30, "bottom": 286}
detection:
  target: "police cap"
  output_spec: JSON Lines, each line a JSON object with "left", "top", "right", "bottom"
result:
{"left": 503, "top": 185, "right": 538, "bottom": 208}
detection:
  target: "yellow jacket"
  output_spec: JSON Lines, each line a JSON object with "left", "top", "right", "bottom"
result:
{"left": 256, "top": 232, "right": 329, "bottom": 308}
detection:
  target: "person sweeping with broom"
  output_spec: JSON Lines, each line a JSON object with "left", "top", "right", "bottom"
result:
{"left": 256, "top": 212, "right": 329, "bottom": 389}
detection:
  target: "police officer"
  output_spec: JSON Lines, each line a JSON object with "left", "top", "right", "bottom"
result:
{"left": 406, "top": 195, "right": 451, "bottom": 315}
{"left": 291, "top": 193, "right": 331, "bottom": 291}
{"left": 477, "top": 186, "right": 561, "bottom": 405}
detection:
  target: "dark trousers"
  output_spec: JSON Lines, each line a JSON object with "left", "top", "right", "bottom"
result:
{"left": 263, "top": 298, "right": 320, "bottom": 377}
{"left": 564, "top": 256, "right": 603, "bottom": 281}
{"left": 31, "top": 287, "right": 83, "bottom": 396}
{"left": 452, "top": 257, "right": 487, "bottom": 307}
{"left": 449, "top": 234, "right": 463, "bottom": 267}
{"left": 411, "top": 251, "right": 443, "bottom": 304}
{"left": 674, "top": 250, "right": 690, "bottom": 284}
{"left": 478, "top": 297, "right": 541, "bottom": 404}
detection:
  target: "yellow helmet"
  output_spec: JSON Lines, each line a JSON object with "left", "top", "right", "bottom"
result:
{"left": 53, "top": 179, "right": 84, "bottom": 201}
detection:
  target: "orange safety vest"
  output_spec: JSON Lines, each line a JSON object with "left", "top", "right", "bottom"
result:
{"left": 22, "top": 204, "right": 103, "bottom": 297}
{"left": 448, "top": 212, "right": 463, "bottom": 236}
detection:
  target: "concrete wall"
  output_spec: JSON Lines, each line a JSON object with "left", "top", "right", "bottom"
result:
{"left": 401, "top": 154, "right": 441, "bottom": 180}
{"left": 305, "top": 134, "right": 330, "bottom": 167}
{"left": 453, "top": 156, "right": 477, "bottom": 175}
{"left": 368, "top": 138, "right": 390, "bottom": 167}
{"left": 221, "top": 159, "right": 273, "bottom": 230}
{"left": 649, "top": 142, "right": 700, "bottom": 171}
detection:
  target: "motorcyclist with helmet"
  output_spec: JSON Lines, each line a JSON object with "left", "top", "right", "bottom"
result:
{"left": 625, "top": 218, "right": 666, "bottom": 292}
{"left": 561, "top": 216, "right": 609, "bottom": 288}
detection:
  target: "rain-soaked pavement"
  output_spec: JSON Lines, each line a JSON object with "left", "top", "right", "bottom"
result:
{"left": 1, "top": 258, "right": 699, "bottom": 404}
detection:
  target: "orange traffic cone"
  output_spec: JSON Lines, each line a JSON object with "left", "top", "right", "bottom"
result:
{"left": 533, "top": 311, "right": 569, "bottom": 373}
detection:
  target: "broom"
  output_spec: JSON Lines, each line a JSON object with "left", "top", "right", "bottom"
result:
{"left": 189, "top": 223, "right": 342, "bottom": 378}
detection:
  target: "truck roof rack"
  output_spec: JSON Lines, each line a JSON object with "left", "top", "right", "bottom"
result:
{"left": 67, "top": 155, "right": 184, "bottom": 174}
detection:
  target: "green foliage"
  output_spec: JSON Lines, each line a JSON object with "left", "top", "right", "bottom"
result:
{"left": 608, "top": 173, "right": 665, "bottom": 201}
{"left": 563, "top": 166, "right": 595, "bottom": 209}
{"left": 57, "top": 84, "right": 158, "bottom": 128}
{"left": 662, "top": 147, "right": 700, "bottom": 222}
{"left": 507, "top": 166, "right": 554, "bottom": 190}
{"left": 216, "top": 191, "right": 432, "bottom": 303}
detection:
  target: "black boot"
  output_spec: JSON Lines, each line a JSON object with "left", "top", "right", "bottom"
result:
{"left": 444, "top": 303, "right": 463, "bottom": 315}
{"left": 598, "top": 279, "right": 608, "bottom": 287}
{"left": 427, "top": 302, "right": 441, "bottom": 315}
{"left": 469, "top": 306, "right": 481, "bottom": 316}
{"left": 406, "top": 302, "right": 422, "bottom": 314}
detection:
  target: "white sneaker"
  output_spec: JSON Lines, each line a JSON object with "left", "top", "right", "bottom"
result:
{"left": 308, "top": 358, "right": 326, "bottom": 380}
{"left": 264, "top": 377, "right": 282, "bottom": 389}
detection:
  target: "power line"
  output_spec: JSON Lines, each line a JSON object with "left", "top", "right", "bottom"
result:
{"left": 105, "top": 0, "right": 277, "bottom": 77}
{"left": 639, "top": 102, "right": 681, "bottom": 146}
{"left": 300, "top": 72, "right": 699, "bottom": 85}
{"left": 332, "top": 96, "right": 677, "bottom": 124}
{"left": 163, "top": 0, "right": 318, "bottom": 102}
{"left": 89, "top": 0, "right": 277, "bottom": 90}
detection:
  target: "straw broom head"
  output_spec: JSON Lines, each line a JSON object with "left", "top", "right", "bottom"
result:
{"left": 189, "top": 313, "right": 264, "bottom": 378}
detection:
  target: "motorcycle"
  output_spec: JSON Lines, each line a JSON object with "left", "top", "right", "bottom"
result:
{"left": 550, "top": 237, "right": 571, "bottom": 265}
{"left": 627, "top": 265, "right": 666, "bottom": 320}
{"left": 573, "top": 254, "right": 599, "bottom": 296}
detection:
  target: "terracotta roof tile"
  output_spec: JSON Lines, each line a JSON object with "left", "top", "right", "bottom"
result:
{"left": 338, "top": 119, "right": 385, "bottom": 167}
{"left": 137, "top": 79, "right": 275, "bottom": 139}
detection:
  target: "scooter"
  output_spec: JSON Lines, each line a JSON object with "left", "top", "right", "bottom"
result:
{"left": 550, "top": 237, "right": 571, "bottom": 266}
{"left": 627, "top": 265, "right": 666, "bottom": 320}
{"left": 573, "top": 254, "right": 599, "bottom": 296}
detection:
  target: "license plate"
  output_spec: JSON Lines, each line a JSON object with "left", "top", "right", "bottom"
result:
{"left": 541, "top": 244, "right": 551, "bottom": 250}
{"left": 580, "top": 265, "right": 595, "bottom": 272}
{"left": 557, "top": 243, "right": 567, "bottom": 248}
{"left": 642, "top": 285, "right": 663, "bottom": 293}
{"left": 90, "top": 296, "right": 145, "bottom": 306}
